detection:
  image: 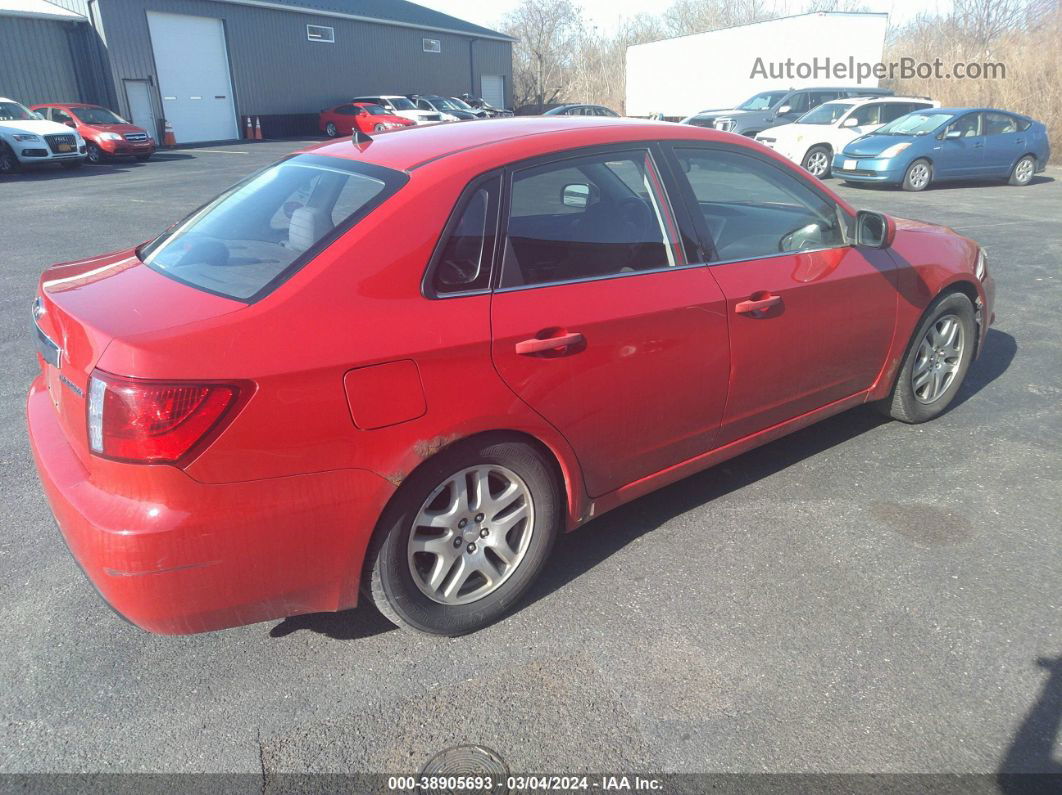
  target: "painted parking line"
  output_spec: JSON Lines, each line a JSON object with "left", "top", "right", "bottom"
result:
{"left": 190, "top": 149, "right": 251, "bottom": 155}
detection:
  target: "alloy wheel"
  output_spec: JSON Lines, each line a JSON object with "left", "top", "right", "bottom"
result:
{"left": 407, "top": 465, "right": 534, "bottom": 605}
{"left": 908, "top": 162, "right": 930, "bottom": 190}
{"left": 1015, "top": 157, "right": 1034, "bottom": 184}
{"left": 805, "top": 150, "right": 829, "bottom": 177}
{"left": 325, "top": 122, "right": 337, "bottom": 137}
{"left": 911, "top": 314, "right": 965, "bottom": 404}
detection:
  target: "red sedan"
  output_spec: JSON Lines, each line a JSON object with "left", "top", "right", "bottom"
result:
{"left": 31, "top": 103, "right": 155, "bottom": 164}
{"left": 319, "top": 102, "right": 414, "bottom": 137}
{"left": 27, "top": 118, "right": 995, "bottom": 636}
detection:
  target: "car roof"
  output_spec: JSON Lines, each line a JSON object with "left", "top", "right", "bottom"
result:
{"left": 824, "top": 96, "right": 935, "bottom": 106}
{"left": 298, "top": 116, "right": 757, "bottom": 173}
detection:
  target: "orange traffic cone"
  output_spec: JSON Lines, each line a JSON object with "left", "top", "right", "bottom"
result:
{"left": 245, "top": 116, "right": 253, "bottom": 139}
{"left": 163, "top": 121, "right": 176, "bottom": 147}
{"left": 254, "top": 116, "right": 263, "bottom": 141}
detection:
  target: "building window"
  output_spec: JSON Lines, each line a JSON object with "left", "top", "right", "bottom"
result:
{"left": 307, "top": 24, "right": 335, "bottom": 43}
{"left": 423, "top": 38, "right": 441, "bottom": 53}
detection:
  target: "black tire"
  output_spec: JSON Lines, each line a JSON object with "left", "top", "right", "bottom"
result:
{"left": 85, "top": 143, "right": 104, "bottom": 165}
{"left": 60, "top": 159, "right": 83, "bottom": 169}
{"left": 366, "top": 435, "right": 561, "bottom": 635}
{"left": 0, "top": 143, "right": 20, "bottom": 174}
{"left": 325, "top": 122, "right": 338, "bottom": 138}
{"left": 1008, "top": 155, "right": 1035, "bottom": 186}
{"left": 902, "top": 158, "right": 932, "bottom": 191}
{"left": 135, "top": 153, "right": 152, "bottom": 162}
{"left": 802, "top": 145, "right": 832, "bottom": 179}
{"left": 875, "top": 292, "right": 977, "bottom": 423}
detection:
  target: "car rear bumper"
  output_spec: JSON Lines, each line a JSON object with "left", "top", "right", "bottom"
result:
{"left": 27, "top": 377, "right": 394, "bottom": 635}
{"left": 832, "top": 155, "right": 905, "bottom": 183}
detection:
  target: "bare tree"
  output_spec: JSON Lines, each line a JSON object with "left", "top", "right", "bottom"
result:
{"left": 502, "top": 0, "right": 585, "bottom": 111}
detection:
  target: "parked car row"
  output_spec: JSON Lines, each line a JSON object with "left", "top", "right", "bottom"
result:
{"left": 319, "top": 93, "right": 514, "bottom": 138}
{"left": 680, "top": 86, "right": 1050, "bottom": 191}
{"left": 1, "top": 96, "right": 156, "bottom": 174}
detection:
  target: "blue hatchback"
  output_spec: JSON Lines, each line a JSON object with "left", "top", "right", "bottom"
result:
{"left": 833, "top": 107, "right": 1050, "bottom": 191}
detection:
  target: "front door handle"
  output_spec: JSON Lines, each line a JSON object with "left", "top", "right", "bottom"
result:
{"left": 515, "top": 331, "right": 585, "bottom": 355}
{"left": 735, "top": 294, "right": 782, "bottom": 314}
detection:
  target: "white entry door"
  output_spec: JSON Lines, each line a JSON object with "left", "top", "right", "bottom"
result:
{"left": 147, "top": 11, "right": 239, "bottom": 143}
{"left": 481, "top": 75, "right": 505, "bottom": 109}
{"left": 125, "top": 80, "right": 158, "bottom": 141}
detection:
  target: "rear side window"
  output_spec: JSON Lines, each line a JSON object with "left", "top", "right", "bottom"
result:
{"left": 983, "top": 112, "right": 1018, "bottom": 135}
{"left": 501, "top": 150, "right": 681, "bottom": 288}
{"left": 140, "top": 154, "right": 407, "bottom": 301}
{"left": 430, "top": 176, "right": 500, "bottom": 295}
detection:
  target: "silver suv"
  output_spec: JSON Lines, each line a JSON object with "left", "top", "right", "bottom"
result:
{"left": 682, "top": 86, "right": 893, "bottom": 137}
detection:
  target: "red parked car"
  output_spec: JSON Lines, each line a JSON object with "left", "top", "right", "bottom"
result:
{"left": 31, "top": 103, "right": 155, "bottom": 164}
{"left": 27, "top": 118, "right": 995, "bottom": 636}
{"left": 319, "top": 102, "right": 414, "bottom": 137}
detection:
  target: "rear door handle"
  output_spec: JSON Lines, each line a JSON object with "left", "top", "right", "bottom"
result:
{"left": 515, "top": 332, "right": 584, "bottom": 355}
{"left": 735, "top": 294, "right": 782, "bottom": 314}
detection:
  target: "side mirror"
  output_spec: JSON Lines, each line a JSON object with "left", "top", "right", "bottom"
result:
{"left": 841, "top": 117, "right": 859, "bottom": 128}
{"left": 855, "top": 210, "right": 895, "bottom": 248}
{"left": 561, "top": 183, "right": 592, "bottom": 209}
{"left": 943, "top": 129, "right": 962, "bottom": 140}
{"left": 777, "top": 105, "right": 792, "bottom": 115}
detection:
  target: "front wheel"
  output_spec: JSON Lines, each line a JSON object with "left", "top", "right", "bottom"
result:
{"left": 373, "top": 123, "right": 387, "bottom": 133}
{"left": 802, "top": 145, "right": 832, "bottom": 179}
{"left": 85, "top": 143, "right": 104, "bottom": 165}
{"left": 875, "top": 292, "right": 976, "bottom": 423}
{"left": 1009, "top": 155, "right": 1035, "bottom": 186}
{"left": 902, "top": 158, "right": 932, "bottom": 191}
{"left": 0, "top": 143, "right": 20, "bottom": 174}
{"left": 366, "top": 436, "right": 561, "bottom": 635}
{"left": 324, "top": 122, "right": 338, "bottom": 138}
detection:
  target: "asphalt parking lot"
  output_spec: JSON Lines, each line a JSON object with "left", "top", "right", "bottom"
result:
{"left": 1, "top": 140, "right": 1059, "bottom": 782}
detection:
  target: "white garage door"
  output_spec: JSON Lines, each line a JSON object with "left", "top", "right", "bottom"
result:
{"left": 481, "top": 75, "right": 506, "bottom": 110}
{"left": 147, "top": 11, "right": 239, "bottom": 143}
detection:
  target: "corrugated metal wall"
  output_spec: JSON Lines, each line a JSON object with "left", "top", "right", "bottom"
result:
{"left": 0, "top": 17, "right": 82, "bottom": 105}
{"left": 96, "top": 0, "right": 512, "bottom": 131}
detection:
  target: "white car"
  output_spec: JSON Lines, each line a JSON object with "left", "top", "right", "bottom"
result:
{"left": 0, "top": 97, "right": 87, "bottom": 174}
{"left": 351, "top": 95, "right": 443, "bottom": 125}
{"left": 755, "top": 96, "right": 940, "bottom": 178}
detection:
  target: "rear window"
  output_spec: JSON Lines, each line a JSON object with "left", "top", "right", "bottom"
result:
{"left": 139, "top": 154, "right": 406, "bottom": 301}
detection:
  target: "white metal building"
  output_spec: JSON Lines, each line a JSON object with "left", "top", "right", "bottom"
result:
{"left": 626, "top": 12, "right": 890, "bottom": 119}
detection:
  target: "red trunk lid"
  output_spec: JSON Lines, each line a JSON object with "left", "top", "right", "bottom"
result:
{"left": 33, "top": 250, "right": 244, "bottom": 463}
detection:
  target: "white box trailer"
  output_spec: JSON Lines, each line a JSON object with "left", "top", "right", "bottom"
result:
{"left": 625, "top": 12, "right": 889, "bottom": 119}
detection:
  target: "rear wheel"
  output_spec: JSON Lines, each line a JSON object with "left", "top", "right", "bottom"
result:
{"left": 876, "top": 292, "right": 976, "bottom": 423}
{"left": 1009, "top": 155, "right": 1035, "bottom": 186}
{"left": 324, "top": 121, "right": 338, "bottom": 137}
{"left": 902, "top": 158, "right": 932, "bottom": 191}
{"left": 802, "top": 145, "right": 832, "bottom": 178}
{"left": 366, "top": 436, "right": 561, "bottom": 635}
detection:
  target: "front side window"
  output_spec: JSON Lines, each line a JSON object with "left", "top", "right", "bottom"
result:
{"left": 501, "top": 150, "right": 681, "bottom": 288}
{"left": 140, "top": 155, "right": 406, "bottom": 301}
{"left": 388, "top": 97, "right": 416, "bottom": 111}
{"left": 674, "top": 147, "right": 846, "bottom": 262}
{"left": 52, "top": 109, "right": 74, "bottom": 125}
{"left": 945, "top": 113, "right": 982, "bottom": 138}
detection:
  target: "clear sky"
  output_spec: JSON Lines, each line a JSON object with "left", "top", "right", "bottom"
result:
{"left": 417, "top": 0, "right": 954, "bottom": 34}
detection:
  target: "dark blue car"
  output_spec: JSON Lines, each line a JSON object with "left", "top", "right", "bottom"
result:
{"left": 833, "top": 107, "right": 1050, "bottom": 191}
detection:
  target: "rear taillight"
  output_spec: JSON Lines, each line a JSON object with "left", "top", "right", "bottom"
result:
{"left": 87, "top": 370, "right": 243, "bottom": 464}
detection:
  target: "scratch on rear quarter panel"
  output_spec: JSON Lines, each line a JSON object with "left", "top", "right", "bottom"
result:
{"left": 103, "top": 560, "right": 220, "bottom": 577}
{"left": 413, "top": 434, "right": 457, "bottom": 459}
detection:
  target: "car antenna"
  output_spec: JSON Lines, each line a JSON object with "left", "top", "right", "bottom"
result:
{"left": 352, "top": 129, "right": 372, "bottom": 147}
